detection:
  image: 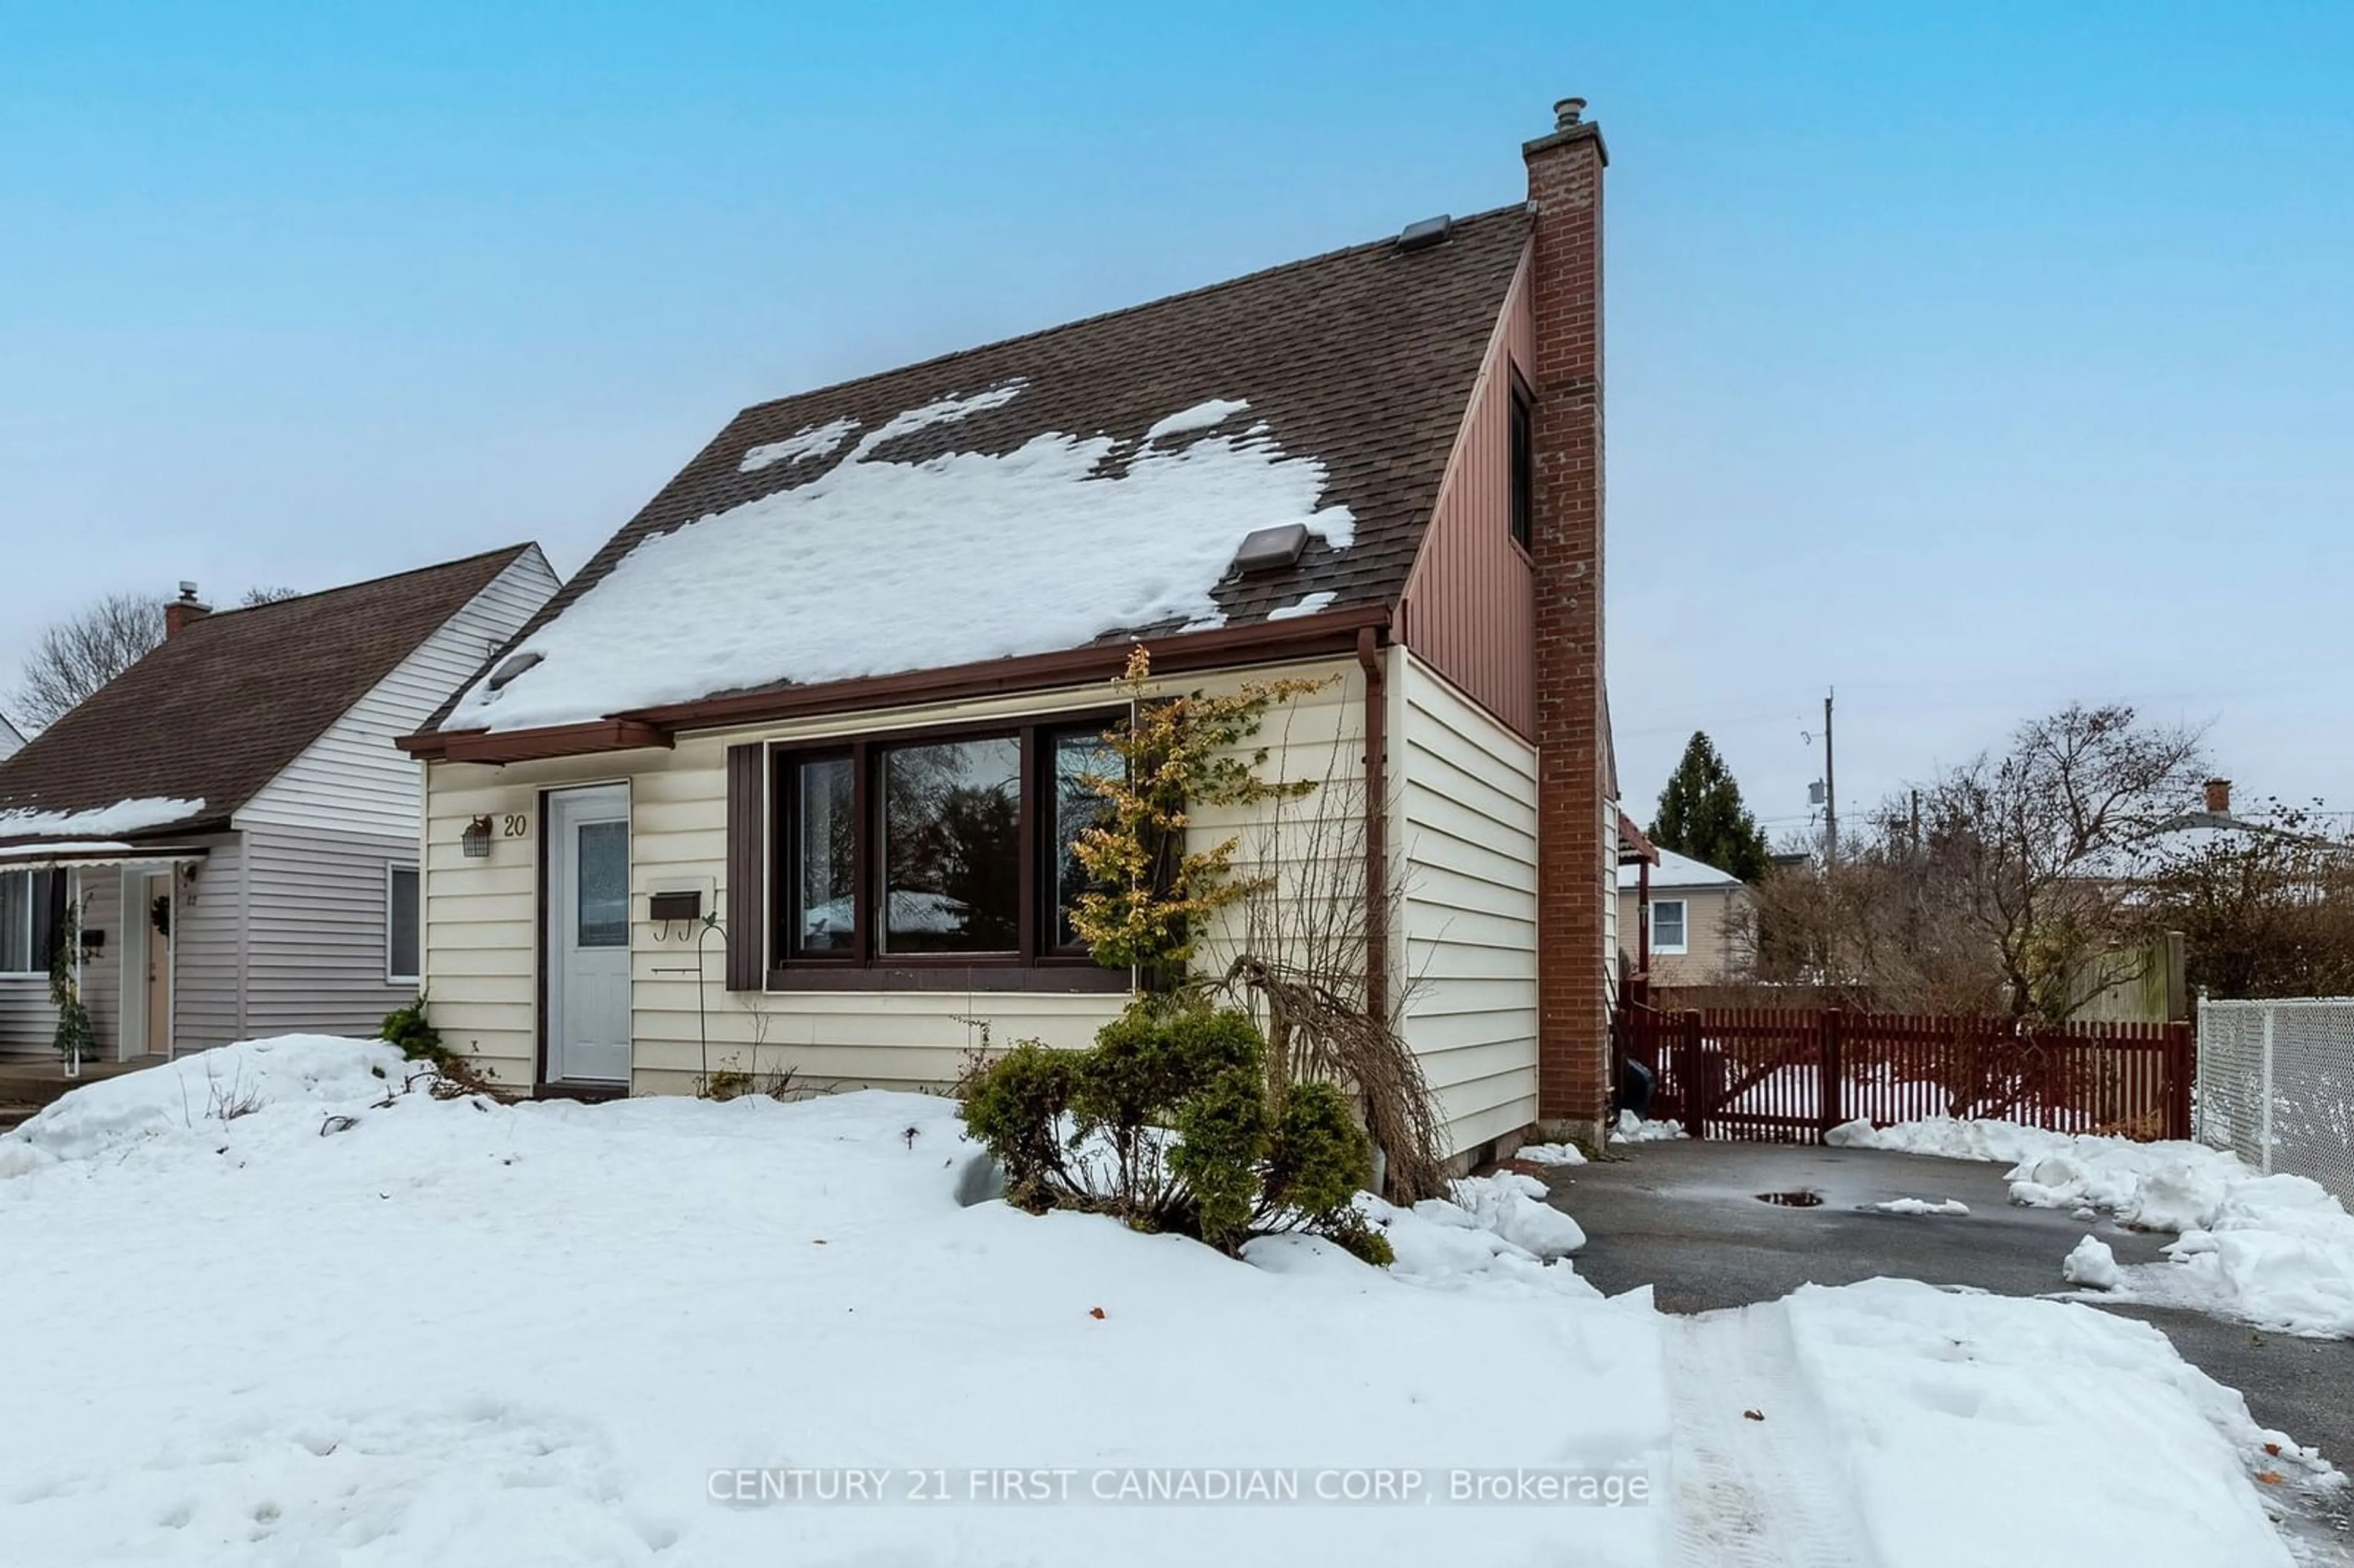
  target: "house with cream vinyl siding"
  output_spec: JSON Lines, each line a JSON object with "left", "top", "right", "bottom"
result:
{"left": 405, "top": 101, "right": 1623, "bottom": 1157}
{"left": 1617, "top": 847, "right": 1755, "bottom": 988}
{"left": 0, "top": 547, "right": 557, "bottom": 1061}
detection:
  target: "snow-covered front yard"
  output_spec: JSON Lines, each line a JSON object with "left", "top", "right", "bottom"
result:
{"left": 0, "top": 1038, "right": 2334, "bottom": 1567}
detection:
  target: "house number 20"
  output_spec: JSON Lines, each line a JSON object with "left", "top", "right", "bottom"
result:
{"left": 501, "top": 814, "right": 530, "bottom": 839}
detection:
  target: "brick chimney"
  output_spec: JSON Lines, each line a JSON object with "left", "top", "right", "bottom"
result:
{"left": 164, "top": 581, "right": 211, "bottom": 639}
{"left": 2204, "top": 777, "right": 2232, "bottom": 815}
{"left": 1525, "top": 97, "right": 1611, "bottom": 1137}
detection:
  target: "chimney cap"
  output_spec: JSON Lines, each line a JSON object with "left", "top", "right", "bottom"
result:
{"left": 177, "top": 580, "right": 200, "bottom": 602}
{"left": 1555, "top": 96, "right": 1588, "bottom": 129}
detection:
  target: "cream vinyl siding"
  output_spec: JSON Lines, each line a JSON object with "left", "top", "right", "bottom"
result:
{"left": 1602, "top": 796, "right": 1621, "bottom": 1015}
{"left": 1617, "top": 881, "right": 1751, "bottom": 987}
{"left": 421, "top": 657, "right": 1370, "bottom": 1099}
{"left": 1393, "top": 649, "right": 1540, "bottom": 1154}
{"left": 235, "top": 549, "right": 559, "bottom": 840}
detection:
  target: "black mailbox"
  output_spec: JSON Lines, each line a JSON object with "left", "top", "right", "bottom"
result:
{"left": 648, "top": 891, "right": 702, "bottom": 924}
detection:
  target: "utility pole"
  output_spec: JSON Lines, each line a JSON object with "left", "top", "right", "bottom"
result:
{"left": 1823, "top": 690, "right": 1838, "bottom": 867}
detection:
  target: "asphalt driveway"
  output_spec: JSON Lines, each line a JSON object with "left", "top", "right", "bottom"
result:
{"left": 1533, "top": 1138, "right": 2353, "bottom": 1540}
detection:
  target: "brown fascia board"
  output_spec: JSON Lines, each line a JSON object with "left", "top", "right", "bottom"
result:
{"left": 402, "top": 607, "right": 1393, "bottom": 763}
{"left": 422, "top": 720, "right": 675, "bottom": 766}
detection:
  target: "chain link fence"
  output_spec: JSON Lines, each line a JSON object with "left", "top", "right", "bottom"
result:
{"left": 2195, "top": 997, "right": 2354, "bottom": 1203}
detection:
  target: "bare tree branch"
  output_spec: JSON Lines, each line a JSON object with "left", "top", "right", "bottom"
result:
{"left": 12, "top": 592, "right": 167, "bottom": 728}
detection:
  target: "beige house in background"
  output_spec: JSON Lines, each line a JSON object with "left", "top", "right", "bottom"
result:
{"left": 1617, "top": 847, "right": 1753, "bottom": 988}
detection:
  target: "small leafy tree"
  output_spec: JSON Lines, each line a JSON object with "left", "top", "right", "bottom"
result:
{"left": 1651, "top": 732, "right": 1770, "bottom": 882}
{"left": 1067, "top": 647, "right": 1333, "bottom": 975}
{"left": 48, "top": 899, "right": 96, "bottom": 1068}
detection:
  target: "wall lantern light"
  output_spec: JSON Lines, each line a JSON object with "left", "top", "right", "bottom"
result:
{"left": 462, "top": 815, "right": 493, "bottom": 858}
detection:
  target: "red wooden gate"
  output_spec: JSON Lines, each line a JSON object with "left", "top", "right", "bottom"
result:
{"left": 1613, "top": 1007, "right": 2193, "bottom": 1143}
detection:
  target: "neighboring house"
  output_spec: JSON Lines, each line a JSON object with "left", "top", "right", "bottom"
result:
{"left": 2082, "top": 778, "right": 2323, "bottom": 883}
{"left": 0, "top": 547, "right": 559, "bottom": 1060}
{"left": 401, "top": 99, "right": 1621, "bottom": 1157}
{"left": 0, "top": 714, "right": 22, "bottom": 762}
{"left": 1617, "top": 846, "right": 1754, "bottom": 988}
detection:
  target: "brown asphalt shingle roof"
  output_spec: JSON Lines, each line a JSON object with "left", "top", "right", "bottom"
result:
{"left": 424, "top": 204, "right": 1533, "bottom": 735}
{"left": 0, "top": 546, "right": 537, "bottom": 846}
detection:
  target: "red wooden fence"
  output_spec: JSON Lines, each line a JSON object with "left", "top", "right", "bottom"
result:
{"left": 1612, "top": 1007, "right": 2193, "bottom": 1144}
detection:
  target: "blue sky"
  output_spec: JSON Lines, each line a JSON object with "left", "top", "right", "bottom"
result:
{"left": 3, "top": 2, "right": 2348, "bottom": 835}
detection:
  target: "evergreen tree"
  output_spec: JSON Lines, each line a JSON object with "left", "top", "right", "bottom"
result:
{"left": 1651, "top": 732, "right": 1772, "bottom": 882}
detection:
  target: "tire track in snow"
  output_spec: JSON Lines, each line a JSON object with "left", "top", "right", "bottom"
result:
{"left": 1664, "top": 1302, "right": 1876, "bottom": 1568}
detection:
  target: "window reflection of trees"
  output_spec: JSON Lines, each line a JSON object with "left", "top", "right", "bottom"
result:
{"left": 1053, "top": 733, "right": 1120, "bottom": 950}
{"left": 883, "top": 738, "right": 1021, "bottom": 953}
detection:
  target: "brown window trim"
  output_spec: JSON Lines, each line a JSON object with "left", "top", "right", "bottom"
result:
{"left": 763, "top": 964, "right": 1134, "bottom": 994}
{"left": 766, "top": 707, "right": 1128, "bottom": 986}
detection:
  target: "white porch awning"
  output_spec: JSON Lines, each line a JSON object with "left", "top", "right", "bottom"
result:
{"left": 0, "top": 841, "right": 209, "bottom": 871}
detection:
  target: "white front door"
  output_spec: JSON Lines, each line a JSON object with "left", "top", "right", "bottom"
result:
{"left": 546, "top": 785, "right": 632, "bottom": 1085}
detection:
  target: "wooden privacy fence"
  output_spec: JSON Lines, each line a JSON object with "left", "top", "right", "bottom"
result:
{"left": 1613, "top": 1007, "right": 2194, "bottom": 1144}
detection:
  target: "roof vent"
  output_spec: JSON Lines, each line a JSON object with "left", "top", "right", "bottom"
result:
{"left": 1395, "top": 215, "right": 1452, "bottom": 253}
{"left": 1232, "top": 523, "right": 1309, "bottom": 576}
{"left": 486, "top": 650, "right": 545, "bottom": 692}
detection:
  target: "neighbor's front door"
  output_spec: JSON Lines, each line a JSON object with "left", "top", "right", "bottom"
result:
{"left": 143, "top": 873, "right": 172, "bottom": 1057}
{"left": 545, "top": 785, "right": 631, "bottom": 1085}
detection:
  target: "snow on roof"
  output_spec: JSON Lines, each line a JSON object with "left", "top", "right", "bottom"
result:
{"left": 1145, "top": 398, "right": 1251, "bottom": 442}
{"left": 1617, "top": 847, "right": 1745, "bottom": 892}
{"left": 1265, "top": 590, "right": 1336, "bottom": 622}
{"left": 0, "top": 797, "right": 207, "bottom": 843}
{"left": 2074, "top": 819, "right": 2312, "bottom": 882}
{"left": 452, "top": 384, "right": 1358, "bottom": 733}
{"left": 739, "top": 417, "right": 858, "bottom": 473}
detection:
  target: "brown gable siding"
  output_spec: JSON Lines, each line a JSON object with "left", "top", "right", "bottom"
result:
{"left": 1400, "top": 245, "right": 1537, "bottom": 738}
{"left": 0, "top": 546, "right": 538, "bottom": 845}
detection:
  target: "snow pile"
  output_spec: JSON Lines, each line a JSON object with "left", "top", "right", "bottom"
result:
{"left": 1827, "top": 1115, "right": 2065, "bottom": 1165}
{"left": 1514, "top": 1140, "right": 1588, "bottom": 1166}
{"left": 1779, "top": 1279, "right": 2333, "bottom": 1566}
{"left": 452, "top": 383, "right": 1355, "bottom": 732}
{"left": 1610, "top": 1111, "right": 1686, "bottom": 1144}
{"left": 0, "top": 795, "right": 206, "bottom": 840}
{"left": 1864, "top": 1197, "right": 1970, "bottom": 1217}
{"left": 1434, "top": 1171, "right": 1588, "bottom": 1258}
{"left": 0, "top": 1038, "right": 1669, "bottom": 1566}
{"left": 0, "top": 1034, "right": 417, "bottom": 1177}
{"left": 1833, "top": 1117, "right": 2354, "bottom": 1337}
{"left": 1300, "top": 1173, "right": 1594, "bottom": 1300}
{"left": 2065, "top": 1235, "right": 2122, "bottom": 1288}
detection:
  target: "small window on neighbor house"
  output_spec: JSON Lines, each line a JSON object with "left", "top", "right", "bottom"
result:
{"left": 1650, "top": 899, "right": 1688, "bottom": 956}
{"left": 387, "top": 866, "right": 421, "bottom": 984}
{"left": 0, "top": 869, "right": 60, "bottom": 976}
{"left": 1509, "top": 387, "right": 1534, "bottom": 551}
